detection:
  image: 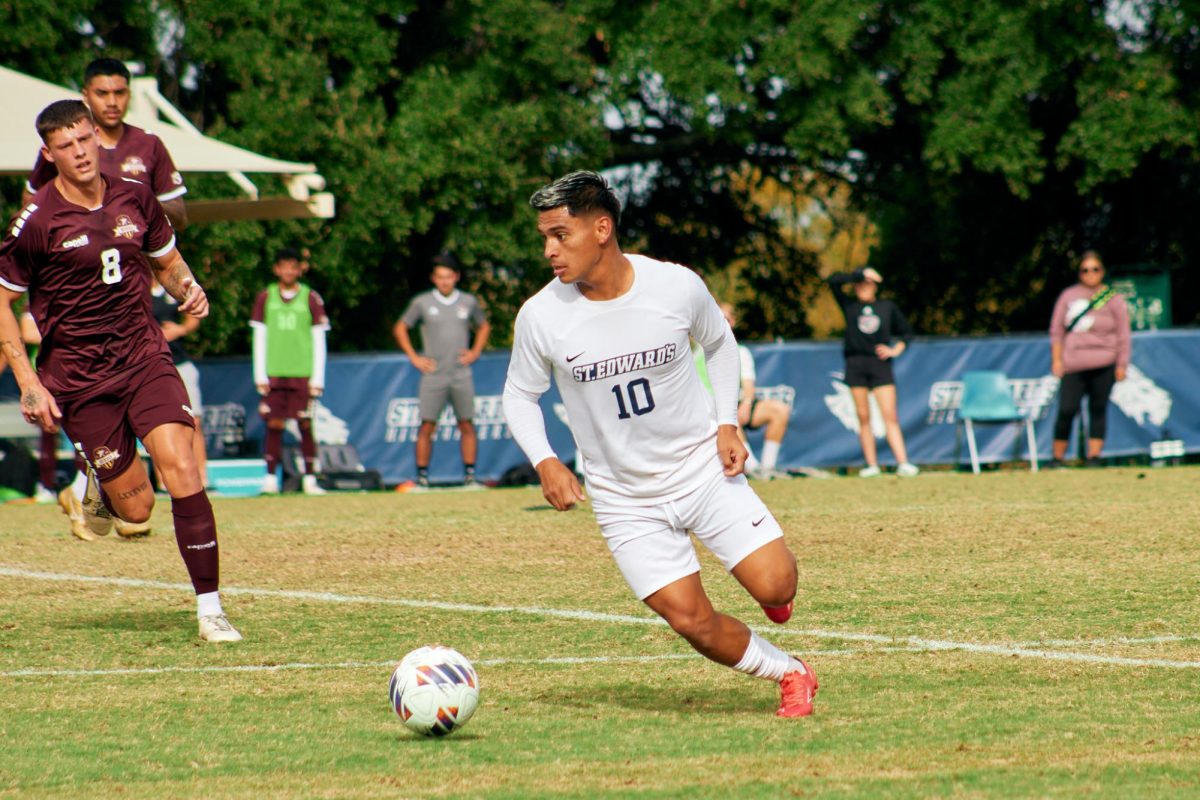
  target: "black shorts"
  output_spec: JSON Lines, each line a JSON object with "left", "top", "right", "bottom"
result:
{"left": 844, "top": 355, "right": 894, "bottom": 389}
{"left": 744, "top": 397, "right": 763, "bottom": 431}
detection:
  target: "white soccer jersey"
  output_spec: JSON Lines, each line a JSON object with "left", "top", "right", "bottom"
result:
{"left": 504, "top": 255, "right": 738, "bottom": 508}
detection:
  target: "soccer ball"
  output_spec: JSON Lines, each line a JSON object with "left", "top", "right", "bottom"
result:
{"left": 388, "top": 645, "right": 480, "bottom": 737}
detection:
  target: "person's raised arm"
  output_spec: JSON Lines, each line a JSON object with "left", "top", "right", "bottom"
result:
{"left": 826, "top": 268, "right": 866, "bottom": 313}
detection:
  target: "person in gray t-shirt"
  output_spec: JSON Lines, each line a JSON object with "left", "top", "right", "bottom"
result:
{"left": 394, "top": 252, "right": 491, "bottom": 487}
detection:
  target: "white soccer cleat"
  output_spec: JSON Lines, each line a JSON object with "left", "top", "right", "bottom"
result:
{"left": 81, "top": 468, "right": 114, "bottom": 537}
{"left": 260, "top": 473, "right": 279, "bottom": 495}
{"left": 33, "top": 484, "right": 57, "bottom": 504}
{"left": 198, "top": 614, "right": 243, "bottom": 643}
{"left": 858, "top": 465, "right": 882, "bottom": 478}
{"left": 301, "top": 474, "right": 327, "bottom": 495}
{"left": 896, "top": 463, "right": 920, "bottom": 477}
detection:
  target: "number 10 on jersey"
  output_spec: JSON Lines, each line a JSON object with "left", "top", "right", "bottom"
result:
{"left": 611, "top": 378, "right": 655, "bottom": 419}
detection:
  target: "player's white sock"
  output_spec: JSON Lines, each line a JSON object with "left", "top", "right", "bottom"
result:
{"left": 71, "top": 471, "right": 88, "bottom": 502}
{"left": 733, "top": 632, "right": 794, "bottom": 681}
{"left": 744, "top": 449, "right": 760, "bottom": 470}
{"left": 762, "top": 440, "right": 781, "bottom": 470}
{"left": 196, "top": 591, "right": 224, "bottom": 619}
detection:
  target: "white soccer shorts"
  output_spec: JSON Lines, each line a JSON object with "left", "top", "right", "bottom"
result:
{"left": 593, "top": 469, "right": 785, "bottom": 600}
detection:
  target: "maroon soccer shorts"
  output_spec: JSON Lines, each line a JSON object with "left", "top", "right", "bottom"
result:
{"left": 58, "top": 355, "right": 196, "bottom": 482}
{"left": 259, "top": 377, "right": 313, "bottom": 420}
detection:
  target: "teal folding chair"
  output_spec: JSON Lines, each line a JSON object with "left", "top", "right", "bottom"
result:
{"left": 960, "top": 371, "right": 1039, "bottom": 474}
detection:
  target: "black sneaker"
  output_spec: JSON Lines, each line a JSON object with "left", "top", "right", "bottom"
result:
{"left": 416, "top": 474, "right": 431, "bottom": 488}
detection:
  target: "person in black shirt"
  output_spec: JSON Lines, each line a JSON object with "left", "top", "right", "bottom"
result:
{"left": 827, "top": 267, "right": 919, "bottom": 477}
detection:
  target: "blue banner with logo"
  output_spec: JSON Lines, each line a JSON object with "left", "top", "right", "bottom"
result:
{"left": 191, "top": 329, "right": 1197, "bottom": 484}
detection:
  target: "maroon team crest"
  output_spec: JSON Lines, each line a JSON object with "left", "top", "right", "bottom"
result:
{"left": 113, "top": 215, "right": 140, "bottom": 239}
{"left": 120, "top": 155, "right": 147, "bottom": 176}
{"left": 92, "top": 446, "right": 121, "bottom": 471}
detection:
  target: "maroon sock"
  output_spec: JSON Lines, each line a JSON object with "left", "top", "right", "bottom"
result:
{"left": 39, "top": 430, "right": 57, "bottom": 490}
{"left": 264, "top": 426, "right": 283, "bottom": 476}
{"left": 171, "top": 491, "right": 219, "bottom": 594}
{"left": 298, "top": 420, "right": 318, "bottom": 474}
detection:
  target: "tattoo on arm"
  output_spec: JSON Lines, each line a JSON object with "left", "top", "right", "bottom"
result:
{"left": 116, "top": 481, "right": 151, "bottom": 501}
{"left": 4, "top": 337, "right": 37, "bottom": 384}
{"left": 156, "top": 260, "right": 196, "bottom": 303}
{"left": 21, "top": 389, "right": 41, "bottom": 411}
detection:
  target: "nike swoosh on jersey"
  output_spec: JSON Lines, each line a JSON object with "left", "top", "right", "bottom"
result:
{"left": 566, "top": 351, "right": 585, "bottom": 363}
{"left": 752, "top": 516, "right": 766, "bottom": 527}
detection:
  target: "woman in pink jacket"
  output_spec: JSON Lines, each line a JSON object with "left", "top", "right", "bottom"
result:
{"left": 1049, "top": 251, "right": 1131, "bottom": 466}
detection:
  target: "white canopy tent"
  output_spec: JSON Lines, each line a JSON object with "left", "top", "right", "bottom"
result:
{"left": 0, "top": 65, "right": 334, "bottom": 222}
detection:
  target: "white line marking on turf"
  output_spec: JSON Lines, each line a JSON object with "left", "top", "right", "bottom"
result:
{"left": 1004, "top": 635, "right": 1193, "bottom": 647}
{"left": 3, "top": 566, "right": 1199, "bottom": 670}
{"left": 2, "top": 649, "right": 878, "bottom": 680}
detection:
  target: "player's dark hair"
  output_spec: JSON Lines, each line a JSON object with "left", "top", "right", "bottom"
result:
{"left": 432, "top": 251, "right": 461, "bottom": 272}
{"left": 274, "top": 246, "right": 302, "bottom": 264}
{"left": 1079, "top": 250, "right": 1104, "bottom": 269}
{"left": 35, "top": 100, "right": 94, "bottom": 143}
{"left": 84, "top": 58, "right": 132, "bottom": 85}
{"left": 529, "top": 170, "right": 621, "bottom": 226}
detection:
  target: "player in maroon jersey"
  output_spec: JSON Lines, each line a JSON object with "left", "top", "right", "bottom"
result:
{"left": 21, "top": 58, "right": 187, "bottom": 231}
{"left": 0, "top": 100, "right": 241, "bottom": 643}
{"left": 25, "top": 58, "right": 189, "bottom": 537}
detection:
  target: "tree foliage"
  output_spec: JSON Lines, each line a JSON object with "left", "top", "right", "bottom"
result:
{"left": 2, "top": 0, "right": 1198, "bottom": 355}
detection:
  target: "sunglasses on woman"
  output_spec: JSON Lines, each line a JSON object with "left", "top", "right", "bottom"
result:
{"left": 1080, "top": 266, "right": 1102, "bottom": 274}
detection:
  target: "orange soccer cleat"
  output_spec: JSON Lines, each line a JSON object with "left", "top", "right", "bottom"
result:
{"left": 776, "top": 659, "right": 818, "bottom": 718}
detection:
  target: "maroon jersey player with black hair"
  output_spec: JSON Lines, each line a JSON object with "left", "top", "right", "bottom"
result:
{"left": 0, "top": 100, "right": 241, "bottom": 643}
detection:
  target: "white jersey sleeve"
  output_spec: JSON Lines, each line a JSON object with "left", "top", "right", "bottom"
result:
{"left": 502, "top": 306, "right": 559, "bottom": 468}
{"left": 684, "top": 273, "right": 739, "bottom": 426}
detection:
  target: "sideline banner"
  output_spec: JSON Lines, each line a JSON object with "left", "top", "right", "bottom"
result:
{"left": 189, "top": 329, "right": 1197, "bottom": 484}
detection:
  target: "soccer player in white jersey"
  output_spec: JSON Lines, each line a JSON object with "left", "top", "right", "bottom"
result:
{"left": 503, "top": 171, "right": 818, "bottom": 717}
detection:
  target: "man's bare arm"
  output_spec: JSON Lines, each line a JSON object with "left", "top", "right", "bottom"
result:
{"left": 149, "top": 247, "right": 208, "bottom": 318}
{"left": 0, "top": 289, "right": 60, "bottom": 430}
{"left": 161, "top": 198, "right": 188, "bottom": 232}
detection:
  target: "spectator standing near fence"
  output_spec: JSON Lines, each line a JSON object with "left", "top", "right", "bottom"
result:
{"left": 250, "top": 248, "right": 329, "bottom": 495}
{"left": 394, "top": 252, "right": 491, "bottom": 488}
{"left": 827, "top": 267, "right": 919, "bottom": 477}
{"left": 1048, "top": 251, "right": 1130, "bottom": 467}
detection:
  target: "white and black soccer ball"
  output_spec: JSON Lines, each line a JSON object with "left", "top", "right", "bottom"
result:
{"left": 388, "top": 645, "right": 480, "bottom": 737}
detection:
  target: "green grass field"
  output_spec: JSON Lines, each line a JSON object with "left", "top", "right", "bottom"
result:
{"left": 2, "top": 467, "right": 1200, "bottom": 798}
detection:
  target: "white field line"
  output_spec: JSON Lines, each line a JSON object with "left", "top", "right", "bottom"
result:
{"left": 3, "top": 566, "right": 1199, "bottom": 670}
{"left": 1, "top": 649, "right": 891, "bottom": 680}
{"left": 1003, "top": 635, "right": 1194, "bottom": 648}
